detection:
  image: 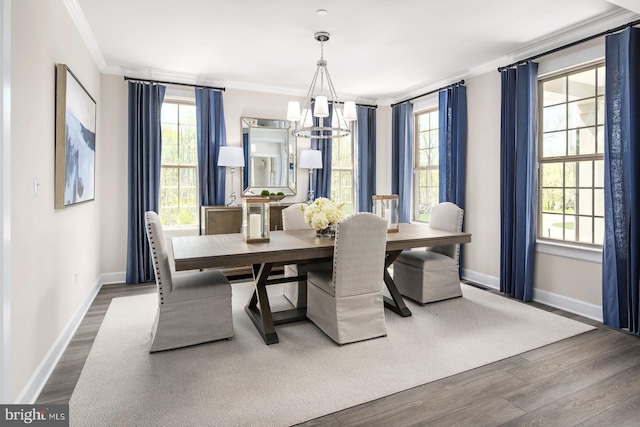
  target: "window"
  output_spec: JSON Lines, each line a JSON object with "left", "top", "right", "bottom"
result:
{"left": 330, "top": 133, "right": 354, "bottom": 215}
{"left": 413, "top": 108, "right": 439, "bottom": 222}
{"left": 539, "top": 63, "right": 605, "bottom": 245}
{"left": 160, "top": 101, "right": 198, "bottom": 227}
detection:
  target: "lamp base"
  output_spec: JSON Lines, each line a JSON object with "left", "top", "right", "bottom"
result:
{"left": 227, "top": 192, "right": 239, "bottom": 207}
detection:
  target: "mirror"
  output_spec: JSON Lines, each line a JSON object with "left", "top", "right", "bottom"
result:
{"left": 241, "top": 117, "right": 296, "bottom": 196}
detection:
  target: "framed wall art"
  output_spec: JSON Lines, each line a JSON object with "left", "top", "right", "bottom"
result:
{"left": 55, "top": 63, "right": 96, "bottom": 208}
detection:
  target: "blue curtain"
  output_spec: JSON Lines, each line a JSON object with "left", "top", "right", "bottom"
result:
{"left": 499, "top": 63, "right": 538, "bottom": 302}
{"left": 242, "top": 132, "right": 249, "bottom": 189}
{"left": 355, "top": 105, "right": 376, "bottom": 212}
{"left": 126, "top": 82, "right": 166, "bottom": 284}
{"left": 195, "top": 88, "right": 226, "bottom": 207}
{"left": 438, "top": 85, "right": 467, "bottom": 208}
{"left": 391, "top": 102, "right": 414, "bottom": 223}
{"left": 311, "top": 104, "right": 332, "bottom": 199}
{"left": 603, "top": 27, "right": 640, "bottom": 334}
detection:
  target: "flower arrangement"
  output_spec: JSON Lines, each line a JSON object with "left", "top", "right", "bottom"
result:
{"left": 301, "top": 197, "right": 344, "bottom": 236}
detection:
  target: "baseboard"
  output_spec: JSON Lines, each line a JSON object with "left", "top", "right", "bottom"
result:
{"left": 100, "top": 271, "right": 125, "bottom": 285}
{"left": 15, "top": 274, "right": 107, "bottom": 403}
{"left": 461, "top": 269, "right": 500, "bottom": 290}
{"left": 461, "top": 268, "right": 603, "bottom": 322}
{"left": 533, "top": 288, "right": 603, "bottom": 322}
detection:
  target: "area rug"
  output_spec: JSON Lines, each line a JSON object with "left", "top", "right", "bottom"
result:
{"left": 69, "top": 282, "right": 594, "bottom": 426}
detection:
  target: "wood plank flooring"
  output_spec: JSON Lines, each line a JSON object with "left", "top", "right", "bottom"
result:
{"left": 36, "top": 282, "right": 640, "bottom": 426}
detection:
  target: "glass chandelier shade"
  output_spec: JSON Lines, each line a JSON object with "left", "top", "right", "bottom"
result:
{"left": 287, "top": 32, "right": 357, "bottom": 140}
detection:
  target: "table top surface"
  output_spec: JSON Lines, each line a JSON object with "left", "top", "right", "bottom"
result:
{"left": 172, "top": 222, "right": 471, "bottom": 271}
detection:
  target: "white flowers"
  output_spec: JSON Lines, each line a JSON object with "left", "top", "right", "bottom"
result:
{"left": 302, "top": 197, "right": 344, "bottom": 231}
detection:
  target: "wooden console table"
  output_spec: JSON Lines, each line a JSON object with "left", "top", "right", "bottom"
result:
{"left": 201, "top": 204, "right": 292, "bottom": 235}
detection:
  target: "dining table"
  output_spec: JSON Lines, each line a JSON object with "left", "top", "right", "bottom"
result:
{"left": 172, "top": 222, "right": 472, "bottom": 345}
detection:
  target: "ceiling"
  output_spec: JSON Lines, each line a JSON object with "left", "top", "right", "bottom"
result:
{"left": 73, "top": 0, "right": 639, "bottom": 105}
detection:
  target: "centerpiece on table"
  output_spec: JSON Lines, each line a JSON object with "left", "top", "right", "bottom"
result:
{"left": 302, "top": 197, "right": 344, "bottom": 237}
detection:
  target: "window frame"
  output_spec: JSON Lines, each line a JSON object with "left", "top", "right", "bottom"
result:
{"left": 537, "top": 62, "right": 605, "bottom": 248}
{"left": 413, "top": 107, "right": 439, "bottom": 223}
{"left": 159, "top": 98, "right": 199, "bottom": 230}
{"left": 330, "top": 127, "right": 355, "bottom": 215}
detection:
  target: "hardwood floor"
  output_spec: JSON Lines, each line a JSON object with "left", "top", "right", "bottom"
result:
{"left": 36, "top": 282, "right": 640, "bottom": 426}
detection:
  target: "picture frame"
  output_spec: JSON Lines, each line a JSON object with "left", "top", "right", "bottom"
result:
{"left": 55, "top": 64, "right": 97, "bottom": 208}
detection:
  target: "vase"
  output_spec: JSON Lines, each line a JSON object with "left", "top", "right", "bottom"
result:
{"left": 316, "top": 226, "right": 336, "bottom": 238}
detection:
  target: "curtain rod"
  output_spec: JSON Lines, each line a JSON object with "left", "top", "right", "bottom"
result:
{"left": 498, "top": 17, "right": 640, "bottom": 72}
{"left": 390, "top": 79, "right": 465, "bottom": 108}
{"left": 123, "top": 76, "right": 225, "bottom": 92}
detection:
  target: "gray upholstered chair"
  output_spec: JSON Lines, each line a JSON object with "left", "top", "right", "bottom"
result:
{"left": 392, "top": 202, "right": 464, "bottom": 304}
{"left": 306, "top": 213, "right": 388, "bottom": 345}
{"left": 281, "top": 203, "right": 331, "bottom": 308}
{"left": 145, "top": 211, "right": 233, "bottom": 352}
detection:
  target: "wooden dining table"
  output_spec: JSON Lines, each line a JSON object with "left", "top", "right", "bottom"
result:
{"left": 172, "top": 223, "right": 471, "bottom": 345}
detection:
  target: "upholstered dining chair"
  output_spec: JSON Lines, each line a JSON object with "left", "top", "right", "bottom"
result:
{"left": 306, "top": 213, "right": 388, "bottom": 345}
{"left": 144, "top": 211, "right": 233, "bottom": 352}
{"left": 392, "top": 202, "right": 464, "bottom": 304}
{"left": 281, "top": 203, "right": 331, "bottom": 308}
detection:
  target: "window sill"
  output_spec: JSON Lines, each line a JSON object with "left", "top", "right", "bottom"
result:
{"left": 536, "top": 240, "right": 602, "bottom": 264}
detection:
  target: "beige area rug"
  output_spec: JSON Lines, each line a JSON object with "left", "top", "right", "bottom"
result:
{"left": 69, "top": 282, "right": 594, "bottom": 426}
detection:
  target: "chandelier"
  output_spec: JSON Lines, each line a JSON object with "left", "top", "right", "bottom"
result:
{"left": 287, "top": 32, "right": 357, "bottom": 139}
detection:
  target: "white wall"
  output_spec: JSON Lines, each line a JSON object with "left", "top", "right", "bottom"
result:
{"left": 10, "top": 0, "right": 102, "bottom": 401}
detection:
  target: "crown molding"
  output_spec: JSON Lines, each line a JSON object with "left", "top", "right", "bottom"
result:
{"left": 384, "top": 8, "right": 640, "bottom": 106}
{"left": 63, "top": 0, "right": 106, "bottom": 70}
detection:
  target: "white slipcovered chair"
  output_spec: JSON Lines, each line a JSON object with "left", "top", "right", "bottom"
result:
{"left": 306, "top": 213, "right": 388, "bottom": 345}
{"left": 392, "top": 202, "right": 464, "bottom": 304}
{"left": 281, "top": 203, "right": 331, "bottom": 308}
{"left": 145, "top": 211, "right": 233, "bottom": 352}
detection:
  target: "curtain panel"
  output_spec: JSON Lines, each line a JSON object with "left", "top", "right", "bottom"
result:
{"left": 602, "top": 27, "right": 640, "bottom": 334}
{"left": 126, "top": 82, "right": 166, "bottom": 284}
{"left": 438, "top": 85, "right": 467, "bottom": 209}
{"left": 499, "top": 63, "right": 538, "bottom": 302}
{"left": 391, "top": 102, "right": 414, "bottom": 223}
{"left": 195, "top": 88, "right": 227, "bottom": 207}
{"left": 355, "top": 105, "right": 376, "bottom": 212}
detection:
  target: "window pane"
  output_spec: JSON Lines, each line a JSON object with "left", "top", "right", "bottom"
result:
{"left": 597, "top": 67, "right": 605, "bottom": 96}
{"left": 565, "top": 162, "right": 576, "bottom": 188}
{"left": 569, "top": 127, "right": 596, "bottom": 155}
{"left": 594, "top": 217, "right": 604, "bottom": 245}
{"left": 578, "top": 161, "right": 593, "bottom": 188}
{"left": 564, "top": 215, "right": 576, "bottom": 241}
{"left": 419, "top": 132, "right": 428, "bottom": 149}
{"left": 542, "top": 131, "right": 566, "bottom": 157}
{"left": 565, "top": 188, "right": 576, "bottom": 214}
{"left": 430, "top": 110, "right": 439, "bottom": 128}
{"left": 541, "top": 189, "right": 563, "bottom": 213}
{"left": 543, "top": 77, "right": 566, "bottom": 106}
{"left": 594, "top": 160, "right": 604, "bottom": 187}
{"left": 418, "top": 113, "right": 429, "bottom": 129}
{"left": 568, "top": 69, "right": 596, "bottom": 100}
{"left": 597, "top": 126, "right": 604, "bottom": 154}
{"left": 594, "top": 189, "right": 604, "bottom": 217}
{"left": 578, "top": 189, "right": 593, "bottom": 216}
{"left": 541, "top": 213, "right": 564, "bottom": 239}
{"left": 429, "top": 129, "right": 438, "bottom": 149}
{"left": 543, "top": 104, "right": 566, "bottom": 132}
{"left": 179, "top": 104, "right": 196, "bottom": 126}
{"left": 161, "top": 103, "right": 178, "bottom": 124}
{"left": 541, "top": 163, "right": 563, "bottom": 187}
{"left": 568, "top": 99, "right": 596, "bottom": 128}
{"left": 597, "top": 96, "right": 604, "bottom": 125}
{"left": 578, "top": 217, "right": 593, "bottom": 244}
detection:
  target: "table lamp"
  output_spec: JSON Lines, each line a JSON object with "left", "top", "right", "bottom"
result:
{"left": 298, "top": 149, "right": 323, "bottom": 203}
{"left": 218, "top": 146, "right": 245, "bottom": 206}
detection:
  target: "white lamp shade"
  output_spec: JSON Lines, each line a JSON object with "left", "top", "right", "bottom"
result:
{"left": 298, "top": 149, "right": 323, "bottom": 169}
{"left": 301, "top": 108, "right": 313, "bottom": 127}
{"left": 218, "top": 146, "right": 245, "bottom": 167}
{"left": 331, "top": 108, "right": 346, "bottom": 128}
{"left": 287, "top": 101, "right": 301, "bottom": 122}
{"left": 343, "top": 101, "right": 357, "bottom": 122}
{"left": 314, "top": 96, "right": 329, "bottom": 118}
